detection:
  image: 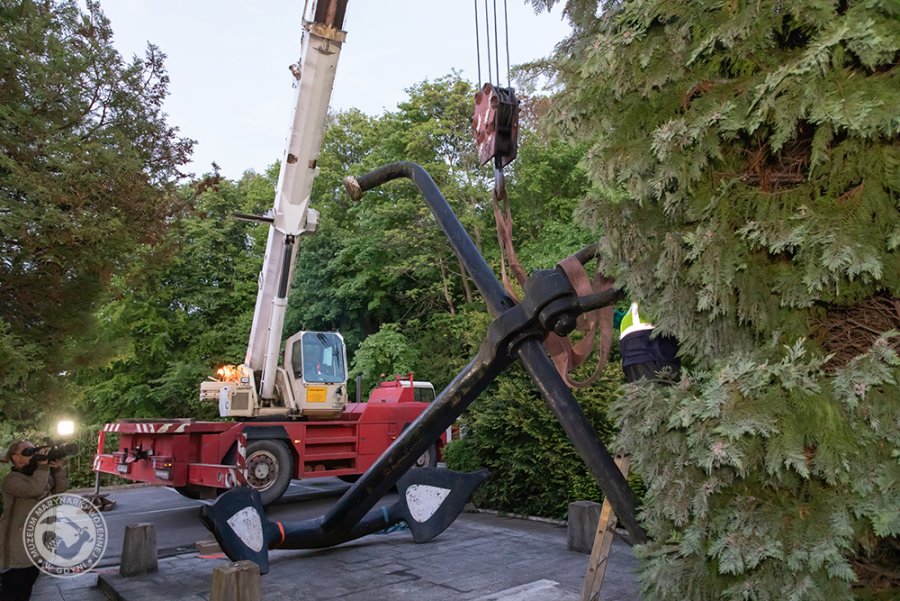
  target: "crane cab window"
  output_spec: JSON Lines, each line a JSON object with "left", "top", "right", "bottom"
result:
{"left": 396, "top": 380, "right": 436, "bottom": 403}
{"left": 291, "top": 332, "right": 346, "bottom": 384}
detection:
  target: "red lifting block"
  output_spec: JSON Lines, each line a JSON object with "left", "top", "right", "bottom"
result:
{"left": 473, "top": 83, "right": 519, "bottom": 168}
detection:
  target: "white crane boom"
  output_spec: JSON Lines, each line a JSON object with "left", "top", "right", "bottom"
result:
{"left": 245, "top": 0, "right": 349, "bottom": 399}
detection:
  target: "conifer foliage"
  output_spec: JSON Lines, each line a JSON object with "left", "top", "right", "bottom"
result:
{"left": 534, "top": 0, "right": 899, "bottom": 598}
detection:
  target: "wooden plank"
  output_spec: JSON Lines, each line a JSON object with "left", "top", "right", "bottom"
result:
{"left": 580, "top": 455, "right": 630, "bottom": 601}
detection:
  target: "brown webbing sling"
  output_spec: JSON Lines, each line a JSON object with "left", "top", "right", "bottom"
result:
{"left": 475, "top": 83, "right": 614, "bottom": 388}
{"left": 492, "top": 196, "right": 614, "bottom": 387}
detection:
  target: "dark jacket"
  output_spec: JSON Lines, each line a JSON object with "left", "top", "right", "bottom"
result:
{"left": 619, "top": 328, "right": 680, "bottom": 368}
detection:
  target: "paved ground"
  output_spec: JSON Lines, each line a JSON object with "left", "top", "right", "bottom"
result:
{"left": 67, "top": 479, "right": 354, "bottom": 567}
{"left": 31, "top": 510, "right": 642, "bottom": 601}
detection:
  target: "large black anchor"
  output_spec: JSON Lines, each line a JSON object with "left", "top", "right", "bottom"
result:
{"left": 201, "top": 162, "right": 647, "bottom": 573}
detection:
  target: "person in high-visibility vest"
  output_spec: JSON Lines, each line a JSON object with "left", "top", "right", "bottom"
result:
{"left": 616, "top": 302, "right": 680, "bottom": 383}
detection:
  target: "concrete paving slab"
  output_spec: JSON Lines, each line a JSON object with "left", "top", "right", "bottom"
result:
{"left": 472, "top": 579, "right": 572, "bottom": 601}
{"left": 30, "top": 572, "right": 108, "bottom": 601}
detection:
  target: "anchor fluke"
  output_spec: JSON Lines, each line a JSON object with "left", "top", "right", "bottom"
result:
{"left": 199, "top": 487, "right": 278, "bottom": 573}
{"left": 199, "top": 467, "right": 488, "bottom": 574}
{"left": 396, "top": 467, "right": 488, "bottom": 543}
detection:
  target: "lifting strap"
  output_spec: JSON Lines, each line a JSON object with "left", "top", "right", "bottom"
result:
{"left": 491, "top": 161, "right": 528, "bottom": 295}
{"left": 546, "top": 256, "right": 615, "bottom": 389}
{"left": 472, "top": 91, "right": 614, "bottom": 386}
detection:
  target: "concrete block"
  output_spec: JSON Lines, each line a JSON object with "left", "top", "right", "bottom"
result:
{"left": 120, "top": 523, "right": 159, "bottom": 577}
{"left": 567, "top": 500, "right": 600, "bottom": 554}
{"left": 210, "top": 560, "right": 260, "bottom": 601}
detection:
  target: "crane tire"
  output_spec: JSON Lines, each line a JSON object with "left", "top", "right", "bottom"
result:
{"left": 245, "top": 439, "right": 294, "bottom": 506}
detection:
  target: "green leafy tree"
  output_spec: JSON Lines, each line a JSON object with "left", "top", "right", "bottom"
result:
{"left": 404, "top": 308, "right": 493, "bottom": 394}
{"left": 76, "top": 172, "right": 268, "bottom": 423}
{"left": 0, "top": 0, "right": 192, "bottom": 425}
{"left": 532, "top": 0, "right": 899, "bottom": 598}
{"left": 349, "top": 323, "right": 416, "bottom": 394}
{"left": 507, "top": 115, "right": 597, "bottom": 268}
{"left": 287, "top": 76, "right": 492, "bottom": 355}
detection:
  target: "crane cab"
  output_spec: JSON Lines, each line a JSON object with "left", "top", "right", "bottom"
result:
{"left": 200, "top": 330, "right": 348, "bottom": 419}
{"left": 281, "top": 330, "right": 348, "bottom": 417}
{"left": 367, "top": 374, "right": 436, "bottom": 403}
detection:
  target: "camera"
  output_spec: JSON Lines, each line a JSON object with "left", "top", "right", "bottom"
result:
{"left": 22, "top": 442, "right": 79, "bottom": 462}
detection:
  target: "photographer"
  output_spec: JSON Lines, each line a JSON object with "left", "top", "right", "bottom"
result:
{"left": 0, "top": 440, "right": 68, "bottom": 601}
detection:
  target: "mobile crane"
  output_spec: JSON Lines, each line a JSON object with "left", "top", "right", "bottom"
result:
{"left": 92, "top": 0, "right": 444, "bottom": 506}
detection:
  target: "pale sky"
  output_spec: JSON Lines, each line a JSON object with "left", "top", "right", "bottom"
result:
{"left": 97, "top": 1, "right": 572, "bottom": 179}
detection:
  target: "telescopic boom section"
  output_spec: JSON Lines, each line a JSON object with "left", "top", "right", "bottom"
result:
{"left": 245, "top": 0, "right": 349, "bottom": 399}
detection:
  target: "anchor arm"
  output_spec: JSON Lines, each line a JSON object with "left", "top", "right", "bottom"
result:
{"left": 321, "top": 349, "right": 511, "bottom": 534}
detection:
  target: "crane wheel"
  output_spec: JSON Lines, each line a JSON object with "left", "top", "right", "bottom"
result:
{"left": 245, "top": 439, "right": 294, "bottom": 506}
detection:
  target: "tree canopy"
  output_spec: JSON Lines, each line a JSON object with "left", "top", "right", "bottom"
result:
{"left": 0, "top": 0, "right": 193, "bottom": 424}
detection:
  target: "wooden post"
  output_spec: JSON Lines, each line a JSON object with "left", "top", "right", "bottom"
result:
{"left": 210, "top": 560, "right": 261, "bottom": 601}
{"left": 119, "top": 523, "right": 158, "bottom": 577}
{"left": 580, "top": 455, "right": 631, "bottom": 601}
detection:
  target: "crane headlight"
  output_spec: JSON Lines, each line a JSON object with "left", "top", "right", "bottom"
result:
{"left": 216, "top": 365, "right": 241, "bottom": 382}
